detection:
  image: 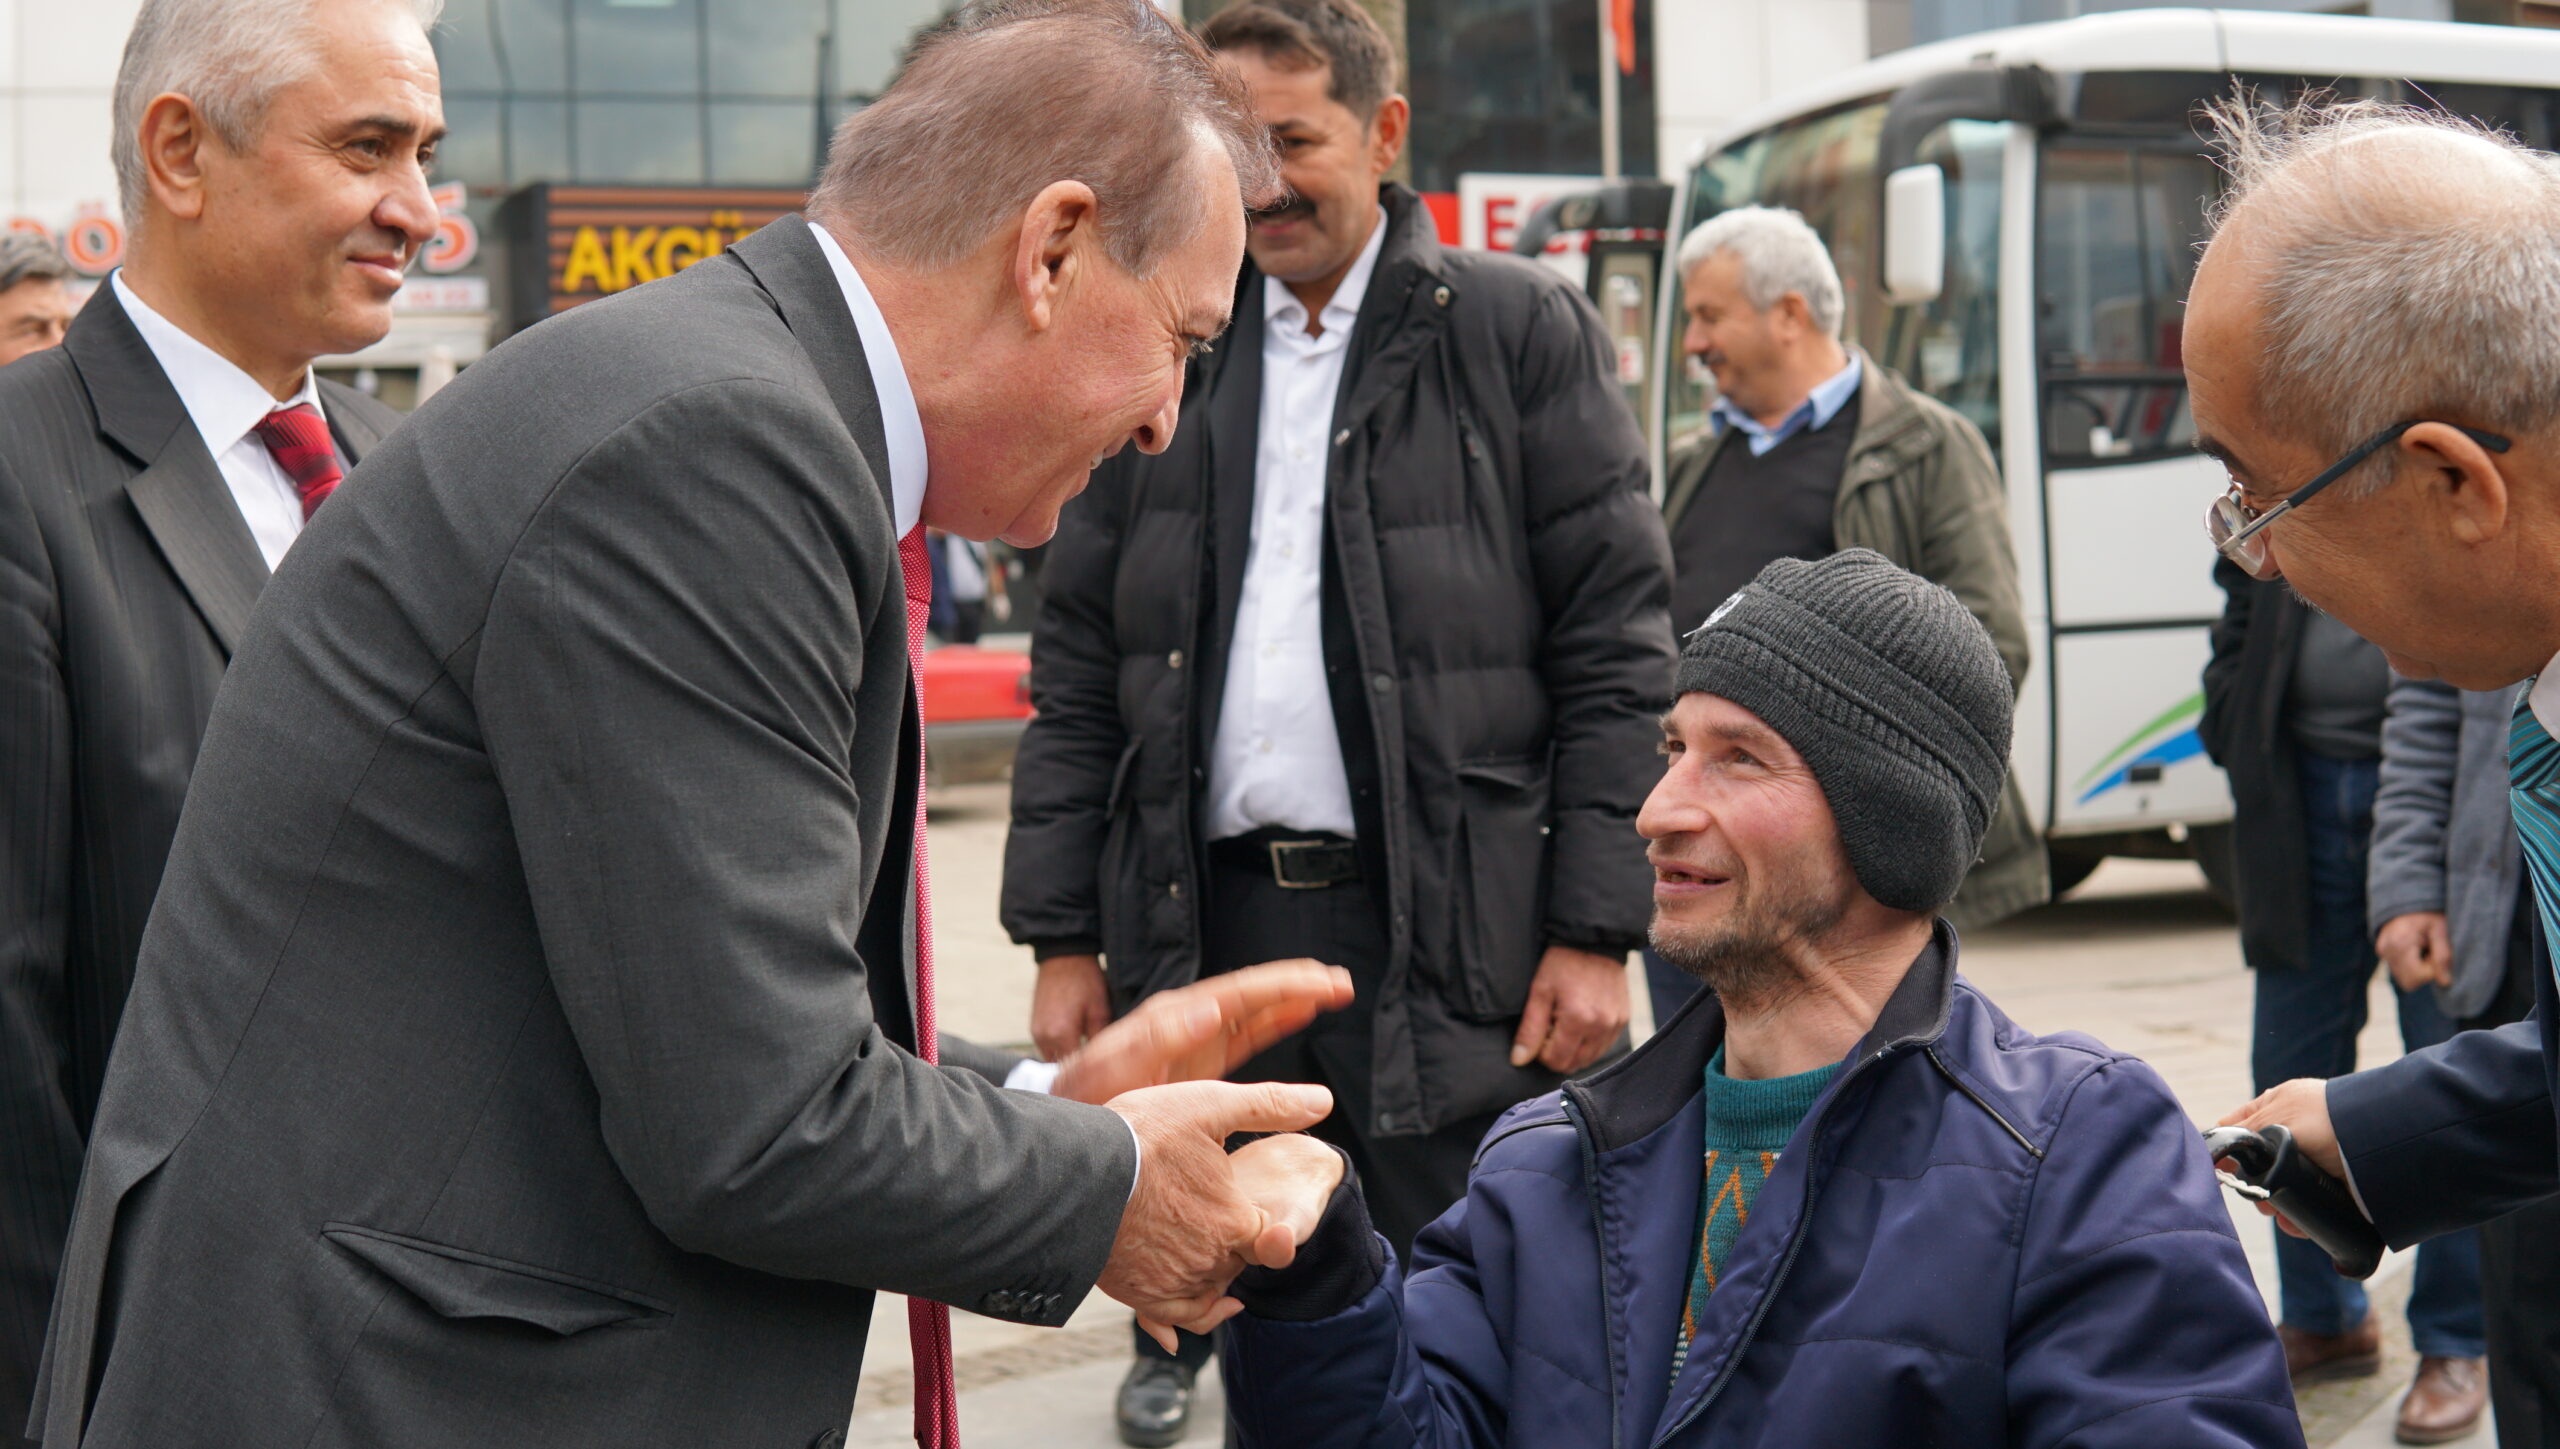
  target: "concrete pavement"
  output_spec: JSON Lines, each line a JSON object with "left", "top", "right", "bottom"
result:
{"left": 891, "top": 787, "right": 2486, "bottom": 1447}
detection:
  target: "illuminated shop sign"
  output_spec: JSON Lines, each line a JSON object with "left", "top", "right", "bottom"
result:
{"left": 498, "top": 183, "right": 806, "bottom": 332}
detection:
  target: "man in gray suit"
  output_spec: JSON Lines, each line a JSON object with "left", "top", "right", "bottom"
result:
{"left": 32, "top": 3, "right": 1330, "bottom": 1447}
{"left": 0, "top": 0, "right": 427, "bottom": 1437}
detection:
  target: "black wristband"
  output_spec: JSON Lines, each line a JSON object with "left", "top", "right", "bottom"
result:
{"left": 1230, "top": 1146, "right": 1385, "bottom": 1322}
{"left": 1032, "top": 939, "right": 1103, "bottom": 964}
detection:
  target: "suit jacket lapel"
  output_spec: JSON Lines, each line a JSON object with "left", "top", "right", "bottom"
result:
{"left": 721, "top": 216, "right": 920, "bottom": 1023}
{"left": 65, "top": 285, "right": 268, "bottom": 658}
{"left": 320, "top": 379, "right": 391, "bottom": 463}
{"left": 724, "top": 218, "right": 896, "bottom": 512}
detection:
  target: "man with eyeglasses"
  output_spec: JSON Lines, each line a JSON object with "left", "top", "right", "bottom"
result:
{"left": 2194, "top": 94, "right": 2560, "bottom": 1447}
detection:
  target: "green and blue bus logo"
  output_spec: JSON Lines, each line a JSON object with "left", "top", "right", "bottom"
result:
{"left": 2075, "top": 693, "right": 2205, "bottom": 804}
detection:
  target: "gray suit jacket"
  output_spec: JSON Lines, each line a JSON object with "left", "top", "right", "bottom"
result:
{"left": 2368, "top": 675, "right": 2528, "bottom": 1021}
{"left": 33, "top": 220, "right": 1134, "bottom": 1449}
{"left": 0, "top": 287, "right": 396, "bottom": 1442}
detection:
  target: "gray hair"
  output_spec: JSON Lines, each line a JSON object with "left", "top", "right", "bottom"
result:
{"left": 2205, "top": 95, "right": 2560, "bottom": 491}
{"left": 811, "top": 0, "right": 1279, "bottom": 280}
{"left": 112, "top": 0, "right": 445, "bottom": 223}
{"left": 0, "top": 231, "right": 71, "bottom": 294}
{"left": 1675, "top": 205, "right": 1846, "bottom": 338}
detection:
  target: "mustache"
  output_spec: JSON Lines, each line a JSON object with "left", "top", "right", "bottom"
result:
{"left": 1251, "top": 192, "right": 1316, "bottom": 224}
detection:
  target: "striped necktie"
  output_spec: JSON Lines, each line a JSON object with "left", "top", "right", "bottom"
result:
{"left": 897, "top": 526, "right": 959, "bottom": 1449}
{"left": 2507, "top": 691, "right": 2560, "bottom": 991}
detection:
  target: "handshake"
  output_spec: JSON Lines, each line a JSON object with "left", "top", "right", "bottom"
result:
{"left": 1038, "top": 961, "right": 1360, "bottom": 1347}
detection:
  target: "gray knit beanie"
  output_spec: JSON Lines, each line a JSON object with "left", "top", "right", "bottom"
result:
{"left": 1674, "top": 549, "right": 2012, "bottom": 913}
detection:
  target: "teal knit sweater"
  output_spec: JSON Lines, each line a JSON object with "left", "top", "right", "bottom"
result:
{"left": 1671, "top": 1046, "right": 1839, "bottom": 1381}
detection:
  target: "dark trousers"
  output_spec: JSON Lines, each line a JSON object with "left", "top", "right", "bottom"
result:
{"left": 2467, "top": 897, "right": 2560, "bottom": 1449}
{"left": 1135, "top": 831, "right": 1498, "bottom": 1370}
{"left": 2253, "top": 751, "right": 2484, "bottom": 1356}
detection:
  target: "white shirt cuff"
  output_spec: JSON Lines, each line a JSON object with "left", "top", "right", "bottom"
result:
{"left": 1002, "top": 1057, "right": 1062, "bottom": 1093}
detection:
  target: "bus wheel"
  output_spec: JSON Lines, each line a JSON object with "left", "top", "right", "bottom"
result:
{"left": 2047, "top": 847, "right": 2104, "bottom": 900}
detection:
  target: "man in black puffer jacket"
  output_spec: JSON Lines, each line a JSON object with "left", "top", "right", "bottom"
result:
{"left": 999, "top": 2, "right": 1673, "bottom": 1439}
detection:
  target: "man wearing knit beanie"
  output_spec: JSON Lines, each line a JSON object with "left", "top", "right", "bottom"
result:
{"left": 1209, "top": 551, "right": 2299, "bottom": 1448}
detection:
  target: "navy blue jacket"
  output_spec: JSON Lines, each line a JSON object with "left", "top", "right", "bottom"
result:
{"left": 1223, "top": 926, "right": 2301, "bottom": 1448}
{"left": 2330, "top": 929, "right": 2559, "bottom": 1246}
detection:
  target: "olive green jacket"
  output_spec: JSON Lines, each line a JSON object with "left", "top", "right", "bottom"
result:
{"left": 1664, "top": 348, "right": 2048, "bottom": 929}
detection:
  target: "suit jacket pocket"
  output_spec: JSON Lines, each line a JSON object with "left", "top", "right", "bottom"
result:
{"left": 1445, "top": 757, "right": 1553, "bottom": 1022}
{"left": 323, "top": 1223, "right": 673, "bottom": 1335}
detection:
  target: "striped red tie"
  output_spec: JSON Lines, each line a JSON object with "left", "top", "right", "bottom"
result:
{"left": 897, "top": 526, "right": 960, "bottom": 1449}
{"left": 250, "top": 404, "right": 344, "bottom": 520}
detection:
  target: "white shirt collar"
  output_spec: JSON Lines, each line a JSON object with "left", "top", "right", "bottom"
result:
{"left": 1264, "top": 207, "right": 1389, "bottom": 340}
{"left": 806, "top": 221, "right": 927, "bottom": 537}
{"left": 2532, "top": 653, "right": 2560, "bottom": 736}
{"left": 111, "top": 270, "right": 321, "bottom": 455}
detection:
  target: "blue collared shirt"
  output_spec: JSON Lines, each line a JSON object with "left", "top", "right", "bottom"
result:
{"left": 1710, "top": 354, "right": 1863, "bottom": 457}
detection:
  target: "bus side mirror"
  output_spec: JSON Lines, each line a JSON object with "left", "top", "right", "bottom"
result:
{"left": 1883, "top": 163, "right": 1946, "bottom": 306}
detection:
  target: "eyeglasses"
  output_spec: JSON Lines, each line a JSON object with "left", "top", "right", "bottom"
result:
{"left": 2206, "top": 419, "right": 2512, "bottom": 577}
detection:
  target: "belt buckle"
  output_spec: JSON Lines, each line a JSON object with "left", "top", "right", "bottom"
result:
{"left": 1268, "top": 840, "right": 1330, "bottom": 889}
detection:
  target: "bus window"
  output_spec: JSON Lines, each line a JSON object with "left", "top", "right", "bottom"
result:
{"left": 1876, "top": 119, "right": 2005, "bottom": 448}
{"left": 1665, "top": 99, "right": 1885, "bottom": 458}
{"left": 2037, "top": 145, "right": 2216, "bottom": 464}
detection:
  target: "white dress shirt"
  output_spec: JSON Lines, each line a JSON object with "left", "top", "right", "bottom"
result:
{"left": 1204, "top": 211, "right": 1389, "bottom": 842}
{"left": 112, "top": 271, "right": 328, "bottom": 572}
{"left": 2532, "top": 652, "right": 2560, "bottom": 736}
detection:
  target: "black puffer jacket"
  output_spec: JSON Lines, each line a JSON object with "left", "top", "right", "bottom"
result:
{"left": 1002, "top": 186, "right": 1675, "bottom": 1135}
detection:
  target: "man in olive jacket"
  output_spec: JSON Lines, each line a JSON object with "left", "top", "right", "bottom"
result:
{"left": 1002, "top": 1, "right": 1673, "bottom": 1437}
{"left": 1659, "top": 207, "right": 2042, "bottom": 1001}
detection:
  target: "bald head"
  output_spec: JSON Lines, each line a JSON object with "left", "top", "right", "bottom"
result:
{"left": 2194, "top": 100, "right": 2560, "bottom": 489}
{"left": 2185, "top": 97, "right": 2560, "bottom": 689}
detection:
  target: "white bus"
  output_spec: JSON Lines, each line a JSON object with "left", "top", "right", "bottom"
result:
{"left": 1639, "top": 7, "right": 2560, "bottom": 895}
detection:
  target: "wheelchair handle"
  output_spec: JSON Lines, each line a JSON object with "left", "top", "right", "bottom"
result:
{"left": 2203, "top": 1124, "right": 2384, "bottom": 1281}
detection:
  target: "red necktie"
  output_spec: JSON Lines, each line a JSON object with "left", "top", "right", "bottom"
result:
{"left": 250, "top": 404, "right": 344, "bottom": 520}
{"left": 897, "top": 527, "right": 960, "bottom": 1449}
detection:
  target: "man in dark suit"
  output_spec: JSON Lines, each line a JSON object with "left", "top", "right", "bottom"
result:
{"left": 2191, "top": 99, "right": 2560, "bottom": 1394}
{"left": 31, "top": 5, "right": 1338, "bottom": 1448}
{"left": 0, "top": 0, "right": 431, "bottom": 1435}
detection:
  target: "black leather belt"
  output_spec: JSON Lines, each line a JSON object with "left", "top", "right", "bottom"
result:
{"left": 1210, "top": 830, "right": 1361, "bottom": 889}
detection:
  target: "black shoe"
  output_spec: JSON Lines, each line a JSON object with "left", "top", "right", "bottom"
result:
{"left": 1116, "top": 1355, "right": 1197, "bottom": 1448}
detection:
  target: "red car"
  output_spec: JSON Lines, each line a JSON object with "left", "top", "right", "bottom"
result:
{"left": 921, "top": 643, "right": 1033, "bottom": 787}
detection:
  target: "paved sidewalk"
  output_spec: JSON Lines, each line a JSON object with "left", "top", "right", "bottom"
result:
{"left": 895, "top": 795, "right": 2480, "bottom": 1448}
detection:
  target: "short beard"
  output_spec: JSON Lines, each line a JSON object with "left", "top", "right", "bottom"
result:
{"left": 1649, "top": 872, "right": 1847, "bottom": 1017}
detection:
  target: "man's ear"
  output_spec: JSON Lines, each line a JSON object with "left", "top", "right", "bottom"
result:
{"left": 137, "top": 92, "right": 215, "bottom": 223}
{"left": 1012, "top": 179, "right": 1101, "bottom": 335}
{"left": 1368, "top": 94, "right": 1410, "bottom": 178}
{"left": 1773, "top": 291, "right": 1817, "bottom": 343}
{"left": 2405, "top": 422, "right": 2513, "bottom": 547}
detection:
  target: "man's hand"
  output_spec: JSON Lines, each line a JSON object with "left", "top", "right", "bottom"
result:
{"left": 1510, "top": 945, "right": 1631, "bottom": 1072}
{"left": 2377, "top": 911, "right": 2455, "bottom": 993}
{"left": 1032, "top": 953, "right": 1112, "bottom": 1060}
{"left": 1131, "top": 1132, "right": 1349, "bottom": 1348}
{"left": 1052, "top": 960, "right": 1355, "bottom": 1104}
{"left": 1100, "top": 1081, "right": 1334, "bottom": 1348}
{"left": 2216, "top": 1077, "right": 2345, "bottom": 1238}
{"left": 1226, "top": 1133, "right": 1347, "bottom": 1249}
